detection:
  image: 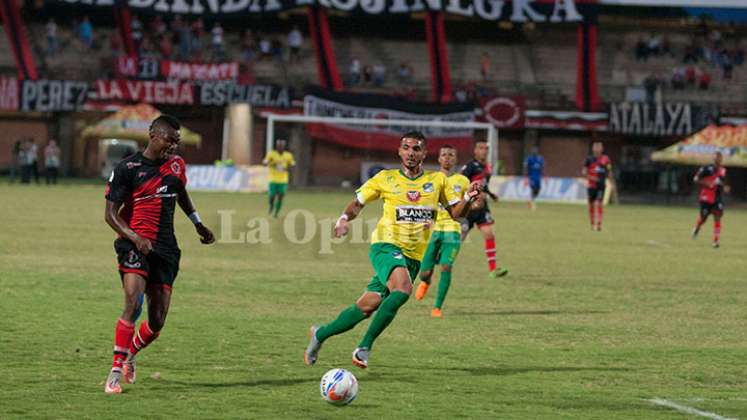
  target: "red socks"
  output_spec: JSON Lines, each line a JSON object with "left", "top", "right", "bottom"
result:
{"left": 112, "top": 319, "right": 135, "bottom": 371}
{"left": 588, "top": 203, "right": 596, "bottom": 227}
{"left": 597, "top": 205, "right": 604, "bottom": 229}
{"left": 484, "top": 238, "right": 497, "bottom": 272}
{"left": 713, "top": 220, "right": 721, "bottom": 243}
{"left": 129, "top": 321, "right": 160, "bottom": 357}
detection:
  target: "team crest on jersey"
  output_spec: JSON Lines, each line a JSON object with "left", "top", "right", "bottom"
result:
{"left": 126, "top": 162, "right": 142, "bottom": 169}
{"left": 423, "top": 182, "right": 434, "bottom": 193}
{"left": 171, "top": 161, "right": 181, "bottom": 175}
{"left": 406, "top": 191, "right": 421, "bottom": 202}
{"left": 453, "top": 184, "right": 462, "bottom": 193}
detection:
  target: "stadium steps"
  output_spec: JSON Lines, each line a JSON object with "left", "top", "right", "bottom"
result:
{"left": 0, "top": 25, "right": 16, "bottom": 69}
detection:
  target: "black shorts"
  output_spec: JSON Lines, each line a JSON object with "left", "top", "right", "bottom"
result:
{"left": 700, "top": 200, "right": 724, "bottom": 216}
{"left": 587, "top": 187, "right": 605, "bottom": 202}
{"left": 115, "top": 238, "right": 181, "bottom": 288}
{"left": 463, "top": 206, "right": 494, "bottom": 230}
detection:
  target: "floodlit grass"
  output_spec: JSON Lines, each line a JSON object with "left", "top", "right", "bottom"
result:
{"left": 1, "top": 181, "right": 746, "bottom": 419}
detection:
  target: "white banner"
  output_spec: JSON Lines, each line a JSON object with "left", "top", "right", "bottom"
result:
{"left": 186, "top": 165, "right": 268, "bottom": 193}
{"left": 488, "top": 176, "right": 588, "bottom": 204}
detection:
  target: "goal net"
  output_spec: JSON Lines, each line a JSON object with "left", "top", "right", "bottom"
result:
{"left": 264, "top": 114, "right": 498, "bottom": 187}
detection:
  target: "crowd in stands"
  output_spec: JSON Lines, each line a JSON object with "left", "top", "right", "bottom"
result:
{"left": 347, "top": 58, "right": 415, "bottom": 91}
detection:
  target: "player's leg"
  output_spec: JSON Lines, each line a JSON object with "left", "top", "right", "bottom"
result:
{"left": 712, "top": 205, "right": 723, "bottom": 248}
{"left": 595, "top": 196, "right": 604, "bottom": 231}
{"left": 529, "top": 182, "right": 540, "bottom": 211}
{"left": 268, "top": 184, "right": 276, "bottom": 215}
{"left": 273, "top": 184, "right": 287, "bottom": 217}
{"left": 355, "top": 266, "right": 413, "bottom": 368}
{"left": 416, "top": 232, "right": 442, "bottom": 300}
{"left": 433, "top": 232, "right": 461, "bottom": 316}
{"left": 479, "top": 222, "right": 507, "bottom": 278}
{"left": 693, "top": 203, "right": 710, "bottom": 238}
{"left": 106, "top": 272, "right": 146, "bottom": 393}
{"left": 305, "top": 291, "right": 378, "bottom": 366}
{"left": 587, "top": 189, "right": 596, "bottom": 229}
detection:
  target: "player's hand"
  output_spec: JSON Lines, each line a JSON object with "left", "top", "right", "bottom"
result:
{"left": 334, "top": 216, "right": 349, "bottom": 238}
{"left": 724, "top": 185, "right": 732, "bottom": 194}
{"left": 196, "top": 223, "right": 215, "bottom": 244}
{"left": 133, "top": 235, "right": 153, "bottom": 255}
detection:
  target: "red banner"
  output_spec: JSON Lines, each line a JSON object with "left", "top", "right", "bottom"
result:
{"left": 161, "top": 61, "right": 239, "bottom": 81}
{"left": 94, "top": 80, "right": 194, "bottom": 105}
{"left": 478, "top": 96, "right": 525, "bottom": 129}
{"left": 0, "top": 76, "right": 19, "bottom": 111}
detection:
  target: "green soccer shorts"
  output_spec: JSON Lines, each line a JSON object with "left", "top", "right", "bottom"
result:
{"left": 268, "top": 182, "right": 287, "bottom": 196}
{"left": 366, "top": 243, "right": 420, "bottom": 298}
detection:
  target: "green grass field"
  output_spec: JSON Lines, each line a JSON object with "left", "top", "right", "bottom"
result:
{"left": 2, "top": 181, "right": 746, "bottom": 419}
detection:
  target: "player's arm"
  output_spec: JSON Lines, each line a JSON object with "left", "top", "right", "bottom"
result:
{"left": 333, "top": 198, "right": 365, "bottom": 238}
{"left": 105, "top": 200, "right": 153, "bottom": 255}
{"left": 177, "top": 189, "right": 215, "bottom": 244}
{"left": 606, "top": 162, "right": 616, "bottom": 191}
{"left": 444, "top": 181, "right": 481, "bottom": 219}
{"left": 262, "top": 152, "right": 271, "bottom": 165}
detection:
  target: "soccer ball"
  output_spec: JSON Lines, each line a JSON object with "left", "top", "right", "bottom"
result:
{"left": 320, "top": 368, "right": 358, "bottom": 406}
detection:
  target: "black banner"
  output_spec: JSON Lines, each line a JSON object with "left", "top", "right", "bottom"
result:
{"left": 20, "top": 80, "right": 89, "bottom": 112}
{"left": 608, "top": 102, "right": 718, "bottom": 137}
{"left": 55, "top": 0, "right": 593, "bottom": 22}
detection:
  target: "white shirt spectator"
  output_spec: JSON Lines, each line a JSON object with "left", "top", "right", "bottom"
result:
{"left": 288, "top": 28, "right": 303, "bottom": 49}
{"left": 212, "top": 24, "right": 224, "bottom": 46}
{"left": 350, "top": 59, "right": 361, "bottom": 74}
{"left": 259, "top": 38, "right": 271, "bottom": 55}
{"left": 46, "top": 20, "right": 57, "bottom": 38}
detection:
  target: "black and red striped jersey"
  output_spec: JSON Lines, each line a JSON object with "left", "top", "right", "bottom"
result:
{"left": 696, "top": 164, "right": 726, "bottom": 204}
{"left": 584, "top": 154, "right": 612, "bottom": 189}
{"left": 461, "top": 159, "right": 492, "bottom": 187}
{"left": 105, "top": 152, "right": 187, "bottom": 252}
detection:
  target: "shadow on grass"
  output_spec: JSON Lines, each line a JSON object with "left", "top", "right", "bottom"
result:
{"left": 153, "top": 376, "right": 318, "bottom": 389}
{"left": 438, "top": 366, "right": 632, "bottom": 377}
{"left": 450, "top": 309, "right": 608, "bottom": 317}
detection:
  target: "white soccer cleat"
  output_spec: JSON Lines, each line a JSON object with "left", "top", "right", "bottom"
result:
{"left": 123, "top": 356, "right": 136, "bottom": 384}
{"left": 351, "top": 347, "right": 369, "bottom": 369}
{"left": 104, "top": 370, "right": 123, "bottom": 394}
{"left": 304, "top": 326, "right": 322, "bottom": 366}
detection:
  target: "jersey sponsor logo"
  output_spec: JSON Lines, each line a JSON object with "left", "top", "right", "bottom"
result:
{"left": 423, "top": 182, "right": 434, "bottom": 193}
{"left": 126, "top": 162, "right": 142, "bottom": 169}
{"left": 138, "top": 171, "right": 147, "bottom": 178}
{"left": 171, "top": 161, "right": 181, "bottom": 174}
{"left": 396, "top": 206, "right": 435, "bottom": 223}
{"left": 124, "top": 250, "right": 142, "bottom": 268}
{"left": 406, "top": 191, "right": 421, "bottom": 202}
{"left": 157, "top": 185, "right": 169, "bottom": 194}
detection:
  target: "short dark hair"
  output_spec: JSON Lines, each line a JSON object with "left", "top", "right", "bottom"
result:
{"left": 474, "top": 139, "right": 488, "bottom": 146}
{"left": 150, "top": 114, "right": 181, "bottom": 132}
{"left": 440, "top": 144, "right": 456, "bottom": 151}
{"left": 401, "top": 130, "right": 426, "bottom": 143}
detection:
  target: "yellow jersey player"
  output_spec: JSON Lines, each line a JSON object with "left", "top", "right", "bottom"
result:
{"left": 304, "top": 131, "right": 479, "bottom": 369}
{"left": 262, "top": 139, "right": 296, "bottom": 218}
{"left": 415, "top": 145, "right": 470, "bottom": 318}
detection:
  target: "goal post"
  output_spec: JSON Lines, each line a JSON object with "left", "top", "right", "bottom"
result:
{"left": 264, "top": 114, "right": 499, "bottom": 175}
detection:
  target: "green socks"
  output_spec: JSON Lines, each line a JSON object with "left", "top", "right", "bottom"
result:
{"left": 358, "top": 291, "right": 409, "bottom": 350}
{"left": 435, "top": 270, "right": 452, "bottom": 309}
{"left": 316, "top": 304, "right": 367, "bottom": 343}
{"left": 273, "top": 195, "right": 284, "bottom": 217}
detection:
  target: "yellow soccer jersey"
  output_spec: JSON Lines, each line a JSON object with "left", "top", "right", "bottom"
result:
{"left": 434, "top": 173, "right": 470, "bottom": 233}
{"left": 356, "top": 169, "right": 462, "bottom": 260}
{"left": 264, "top": 150, "right": 296, "bottom": 184}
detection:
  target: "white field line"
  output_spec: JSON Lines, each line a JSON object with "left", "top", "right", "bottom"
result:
{"left": 649, "top": 398, "right": 738, "bottom": 420}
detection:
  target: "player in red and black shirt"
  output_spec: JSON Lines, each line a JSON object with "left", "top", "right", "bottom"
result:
{"left": 460, "top": 140, "right": 508, "bottom": 278}
{"left": 103, "top": 115, "right": 215, "bottom": 394}
{"left": 582, "top": 142, "right": 613, "bottom": 231}
{"left": 692, "top": 151, "right": 729, "bottom": 248}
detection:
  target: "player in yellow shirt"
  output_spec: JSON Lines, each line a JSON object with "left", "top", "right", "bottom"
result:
{"left": 262, "top": 139, "right": 296, "bottom": 218}
{"left": 304, "top": 131, "right": 479, "bottom": 369}
{"left": 414, "top": 145, "right": 470, "bottom": 318}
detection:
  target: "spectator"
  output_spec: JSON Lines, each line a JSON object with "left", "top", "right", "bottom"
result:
{"left": 287, "top": 25, "right": 303, "bottom": 63}
{"left": 9, "top": 140, "right": 20, "bottom": 183}
{"left": 683, "top": 43, "right": 698, "bottom": 64}
{"left": 685, "top": 65, "right": 697, "bottom": 86}
{"left": 661, "top": 36, "right": 673, "bottom": 57}
{"left": 172, "top": 15, "right": 191, "bottom": 60}
{"left": 131, "top": 15, "right": 143, "bottom": 51}
{"left": 671, "top": 66, "right": 685, "bottom": 90}
{"left": 191, "top": 18, "right": 204, "bottom": 57}
{"left": 19, "top": 140, "right": 29, "bottom": 183}
{"left": 44, "top": 139, "right": 61, "bottom": 185}
{"left": 363, "top": 65, "right": 372, "bottom": 84}
{"left": 372, "top": 63, "right": 386, "bottom": 87}
{"left": 237, "top": 63, "right": 256, "bottom": 85}
{"left": 270, "top": 37, "right": 283, "bottom": 61}
{"left": 79, "top": 16, "right": 93, "bottom": 49}
{"left": 635, "top": 37, "right": 648, "bottom": 61}
{"left": 349, "top": 58, "right": 361, "bottom": 85}
{"left": 23, "top": 138, "right": 39, "bottom": 184}
{"left": 647, "top": 34, "right": 662, "bottom": 56}
{"left": 643, "top": 74, "right": 659, "bottom": 103}
{"left": 151, "top": 15, "right": 167, "bottom": 36}
{"left": 480, "top": 52, "right": 491, "bottom": 81}
{"left": 241, "top": 30, "right": 256, "bottom": 62}
{"left": 46, "top": 18, "right": 57, "bottom": 56}
{"left": 397, "top": 62, "right": 413, "bottom": 84}
{"left": 158, "top": 34, "right": 173, "bottom": 59}
{"left": 258, "top": 35, "right": 272, "bottom": 60}
{"left": 211, "top": 22, "right": 225, "bottom": 61}
{"left": 698, "top": 70, "right": 711, "bottom": 90}
{"left": 110, "top": 33, "right": 122, "bottom": 57}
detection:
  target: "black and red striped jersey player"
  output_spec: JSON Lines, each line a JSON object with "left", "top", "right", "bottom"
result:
{"left": 692, "top": 151, "right": 730, "bottom": 248}
{"left": 582, "top": 142, "right": 614, "bottom": 231}
{"left": 103, "top": 115, "right": 215, "bottom": 394}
